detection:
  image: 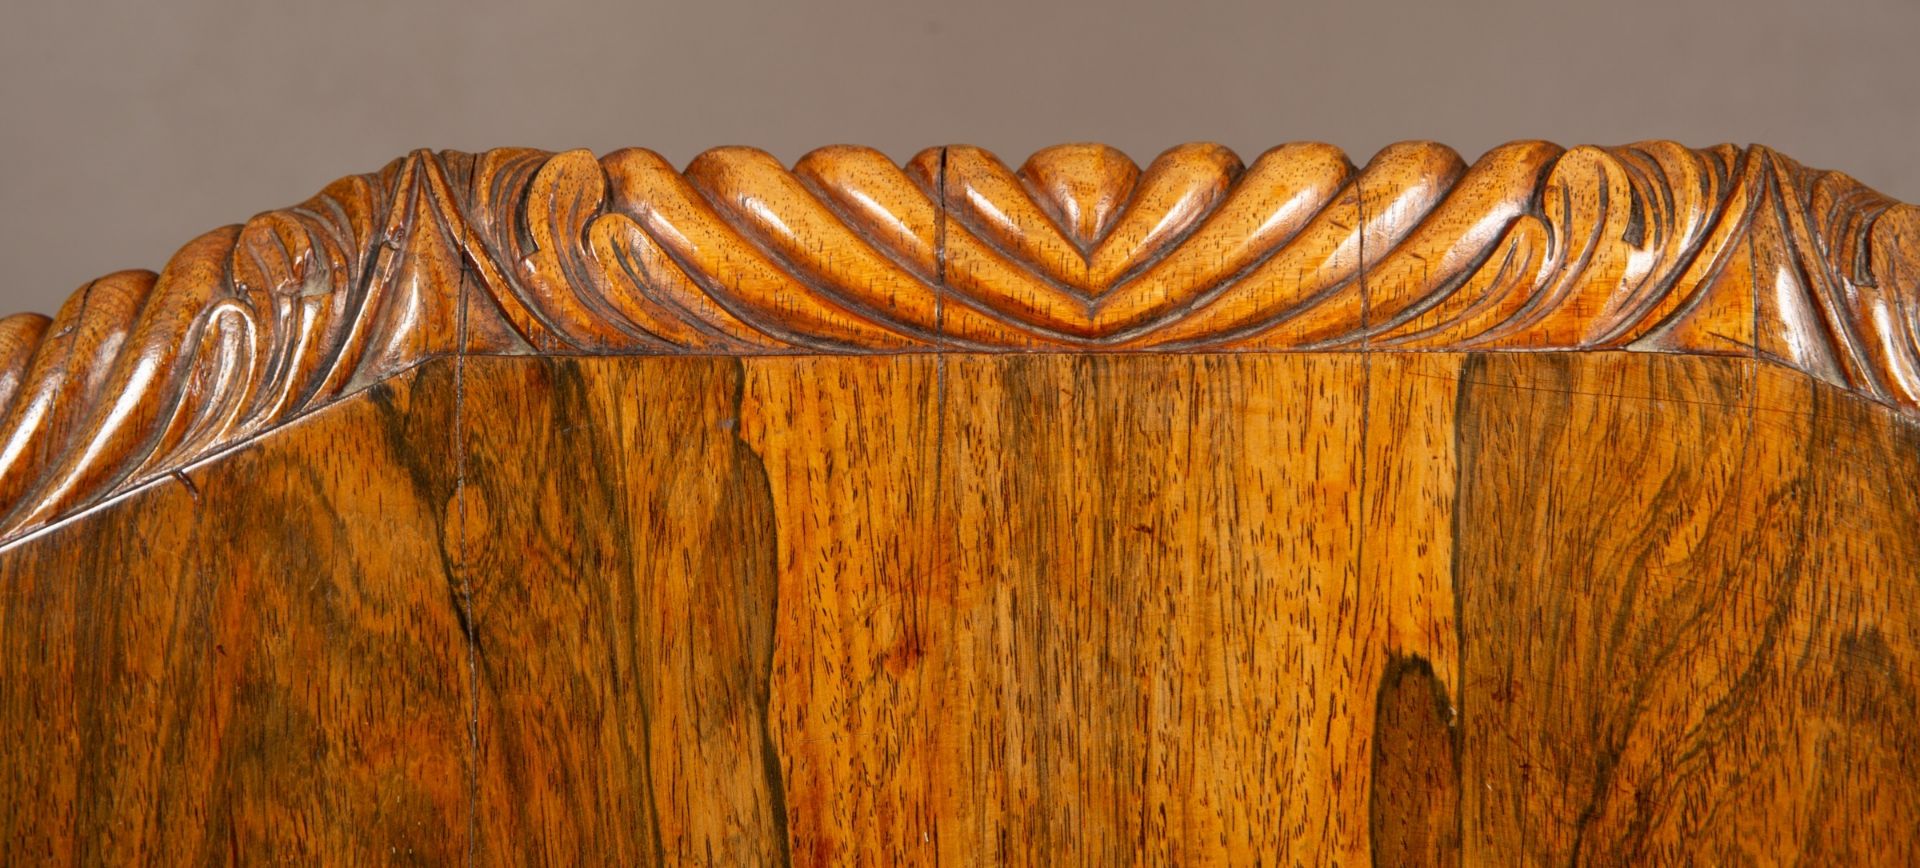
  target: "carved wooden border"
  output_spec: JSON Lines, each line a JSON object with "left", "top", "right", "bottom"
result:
{"left": 0, "top": 140, "right": 1913, "bottom": 542}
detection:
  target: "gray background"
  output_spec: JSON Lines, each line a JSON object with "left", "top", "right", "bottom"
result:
{"left": 3, "top": 0, "right": 1916, "bottom": 315}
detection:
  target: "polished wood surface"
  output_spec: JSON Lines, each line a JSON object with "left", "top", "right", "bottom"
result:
{"left": 1, "top": 142, "right": 1917, "bottom": 863}
{"left": 2, "top": 352, "right": 1915, "bottom": 862}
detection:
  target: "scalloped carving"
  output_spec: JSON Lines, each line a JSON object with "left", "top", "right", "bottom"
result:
{"left": 0, "top": 140, "right": 1914, "bottom": 542}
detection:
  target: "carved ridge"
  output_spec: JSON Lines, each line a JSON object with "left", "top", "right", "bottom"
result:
{"left": 0, "top": 140, "right": 1915, "bottom": 541}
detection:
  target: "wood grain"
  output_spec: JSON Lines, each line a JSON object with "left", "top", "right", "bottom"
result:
{"left": 4, "top": 350, "right": 1914, "bottom": 862}
{"left": 0, "top": 362, "right": 470, "bottom": 863}
{"left": 452, "top": 356, "right": 788, "bottom": 864}
{"left": 1452, "top": 352, "right": 1920, "bottom": 864}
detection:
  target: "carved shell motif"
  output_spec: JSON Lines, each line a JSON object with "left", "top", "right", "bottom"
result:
{"left": 0, "top": 141, "right": 1914, "bottom": 542}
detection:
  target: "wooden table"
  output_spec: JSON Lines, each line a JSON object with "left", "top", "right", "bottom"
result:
{"left": 1, "top": 141, "right": 1915, "bottom": 863}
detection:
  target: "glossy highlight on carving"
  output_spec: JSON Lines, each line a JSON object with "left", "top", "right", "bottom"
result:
{"left": 0, "top": 140, "right": 1914, "bottom": 542}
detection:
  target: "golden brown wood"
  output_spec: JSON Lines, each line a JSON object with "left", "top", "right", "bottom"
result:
{"left": 1, "top": 142, "right": 1917, "bottom": 862}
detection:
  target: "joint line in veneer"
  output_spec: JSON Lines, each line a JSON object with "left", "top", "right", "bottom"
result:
{"left": 452, "top": 257, "right": 482, "bottom": 868}
{"left": 1355, "top": 169, "right": 1373, "bottom": 670}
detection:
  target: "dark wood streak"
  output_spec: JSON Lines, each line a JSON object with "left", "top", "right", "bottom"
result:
{"left": 449, "top": 355, "right": 790, "bottom": 863}
{"left": 1369, "top": 654, "right": 1461, "bottom": 867}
